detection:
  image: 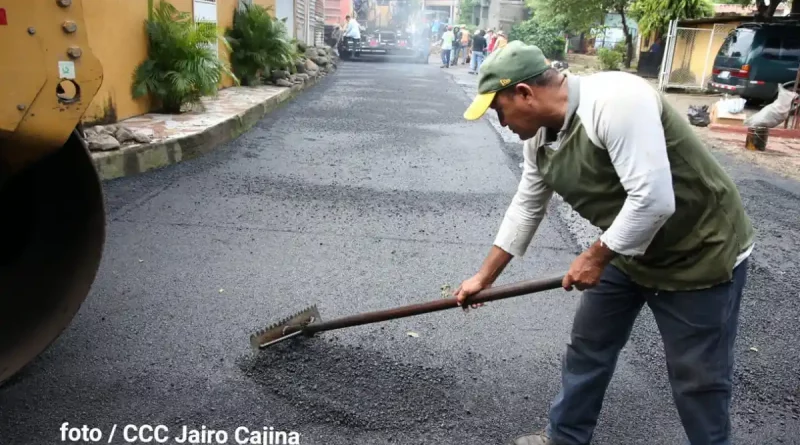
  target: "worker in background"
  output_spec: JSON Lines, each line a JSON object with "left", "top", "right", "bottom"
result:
{"left": 330, "top": 24, "right": 343, "bottom": 56}
{"left": 458, "top": 41, "right": 754, "bottom": 445}
{"left": 486, "top": 29, "right": 498, "bottom": 54}
{"left": 439, "top": 25, "right": 455, "bottom": 68}
{"left": 451, "top": 24, "right": 462, "bottom": 65}
{"left": 456, "top": 25, "right": 471, "bottom": 65}
{"left": 494, "top": 30, "right": 508, "bottom": 51}
{"left": 343, "top": 15, "right": 361, "bottom": 45}
{"left": 468, "top": 29, "right": 486, "bottom": 74}
{"left": 431, "top": 18, "right": 441, "bottom": 42}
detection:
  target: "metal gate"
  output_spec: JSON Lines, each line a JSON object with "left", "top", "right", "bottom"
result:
{"left": 658, "top": 21, "right": 737, "bottom": 92}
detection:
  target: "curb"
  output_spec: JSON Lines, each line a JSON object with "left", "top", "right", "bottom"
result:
{"left": 91, "top": 74, "right": 326, "bottom": 181}
{"left": 709, "top": 123, "right": 800, "bottom": 139}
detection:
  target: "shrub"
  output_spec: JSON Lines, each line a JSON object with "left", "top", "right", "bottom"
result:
{"left": 225, "top": 3, "right": 295, "bottom": 85}
{"left": 132, "top": 1, "right": 234, "bottom": 113}
{"left": 509, "top": 18, "right": 566, "bottom": 61}
{"left": 612, "top": 40, "right": 630, "bottom": 64}
{"left": 597, "top": 47, "right": 622, "bottom": 71}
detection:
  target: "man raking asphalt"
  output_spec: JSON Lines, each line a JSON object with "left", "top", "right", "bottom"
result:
{"left": 458, "top": 41, "right": 755, "bottom": 445}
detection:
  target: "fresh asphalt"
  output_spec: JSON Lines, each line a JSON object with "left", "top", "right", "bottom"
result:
{"left": 1, "top": 58, "right": 799, "bottom": 445}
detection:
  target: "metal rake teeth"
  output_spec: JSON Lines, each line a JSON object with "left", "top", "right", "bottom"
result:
{"left": 249, "top": 305, "right": 321, "bottom": 350}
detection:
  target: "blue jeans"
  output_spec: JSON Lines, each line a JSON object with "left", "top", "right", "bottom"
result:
{"left": 470, "top": 51, "right": 484, "bottom": 72}
{"left": 451, "top": 44, "right": 462, "bottom": 65}
{"left": 547, "top": 260, "right": 748, "bottom": 445}
{"left": 441, "top": 48, "right": 451, "bottom": 66}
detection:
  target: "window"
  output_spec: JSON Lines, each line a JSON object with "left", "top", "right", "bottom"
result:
{"left": 782, "top": 35, "right": 800, "bottom": 62}
{"left": 718, "top": 28, "right": 755, "bottom": 62}
{"left": 761, "top": 32, "right": 800, "bottom": 62}
{"left": 762, "top": 35, "right": 782, "bottom": 60}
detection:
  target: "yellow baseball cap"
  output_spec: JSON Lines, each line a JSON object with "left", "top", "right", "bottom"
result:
{"left": 463, "top": 40, "right": 550, "bottom": 120}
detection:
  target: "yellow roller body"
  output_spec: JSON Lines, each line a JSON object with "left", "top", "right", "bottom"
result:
{"left": 0, "top": 0, "right": 105, "bottom": 385}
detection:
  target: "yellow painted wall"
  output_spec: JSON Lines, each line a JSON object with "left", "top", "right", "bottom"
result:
{"left": 82, "top": 0, "right": 154, "bottom": 124}
{"left": 666, "top": 22, "right": 741, "bottom": 86}
{"left": 217, "top": 0, "right": 238, "bottom": 88}
{"left": 82, "top": 0, "right": 276, "bottom": 124}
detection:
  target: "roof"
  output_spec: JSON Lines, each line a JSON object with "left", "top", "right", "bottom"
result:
{"left": 713, "top": 3, "right": 786, "bottom": 16}
{"left": 678, "top": 15, "right": 753, "bottom": 26}
{"left": 678, "top": 14, "right": 799, "bottom": 26}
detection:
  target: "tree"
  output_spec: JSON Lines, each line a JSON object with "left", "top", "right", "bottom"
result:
{"left": 629, "top": 0, "right": 715, "bottom": 41}
{"left": 509, "top": 17, "right": 568, "bottom": 60}
{"left": 458, "top": 0, "right": 476, "bottom": 24}
{"left": 529, "top": 0, "right": 637, "bottom": 68}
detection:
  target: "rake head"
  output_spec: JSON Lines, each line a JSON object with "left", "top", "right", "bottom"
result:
{"left": 249, "top": 305, "right": 322, "bottom": 351}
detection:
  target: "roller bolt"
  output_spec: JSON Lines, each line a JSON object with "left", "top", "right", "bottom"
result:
{"left": 27, "top": 27, "right": 36, "bottom": 35}
{"left": 62, "top": 21, "right": 77, "bottom": 33}
{"left": 67, "top": 46, "right": 82, "bottom": 59}
{"left": 57, "top": 0, "right": 72, "bottom": 6}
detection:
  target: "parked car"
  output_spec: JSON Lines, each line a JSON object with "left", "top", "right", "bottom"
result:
{"left": 707, "top": 21, "right": 800, "bottom": 103}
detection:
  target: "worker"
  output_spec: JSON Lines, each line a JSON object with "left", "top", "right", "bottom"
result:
{"left": 487, "top": 29, "right": 498, "bottom": 54}
{"left": 343, "top": 15, "right": 361, "bottom": 44}
{"left": 439, "top": 25, "right": 455, "bottom": 68}
{"left": 457, "top": 25, "right": 471, "bottom": 65}
{"left": 458, "top": 40, "right": 754, "bottom": 445}
{"left": 468, "top": 29, "right": 487, "bottom": 74}
{"left": 494, "top": 30, "right": 508, "bottom": 51}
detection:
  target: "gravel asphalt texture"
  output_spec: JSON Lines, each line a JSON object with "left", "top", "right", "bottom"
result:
{"left": 1, "top": 58, "right": 799, "bottom": 445}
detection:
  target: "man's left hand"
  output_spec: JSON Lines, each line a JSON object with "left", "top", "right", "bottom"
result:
{"left": 562, "top": 240, "right": 616, "bottom": 291}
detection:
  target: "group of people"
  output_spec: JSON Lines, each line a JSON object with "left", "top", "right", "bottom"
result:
{"left": 437, "top": 25, "right": 507, "bottom": 74}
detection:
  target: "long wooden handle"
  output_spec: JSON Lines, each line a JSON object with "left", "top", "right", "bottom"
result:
{"left": 303, "top": 274, "right": 565, "bottom": 335}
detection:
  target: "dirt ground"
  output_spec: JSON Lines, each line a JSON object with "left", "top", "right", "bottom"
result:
{"left": 661, "top": 92, "right": 800, "bottom": 182}
{"left": 698, "top": 128, "right": 800, "bottom": 181}
{"left": 564, "top": 54, "right": 800, "bottom": 182}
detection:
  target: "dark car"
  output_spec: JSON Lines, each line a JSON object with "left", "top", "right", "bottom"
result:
{"left": 707, "top": 21, "right": 800, "bottom": 103}
{"left": 340, "top": 29, "right": 427, "bottom": 62}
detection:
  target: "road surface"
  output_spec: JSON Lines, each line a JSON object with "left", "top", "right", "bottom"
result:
{"left": 1, "top": 58, "right": 799, "bottom": 445}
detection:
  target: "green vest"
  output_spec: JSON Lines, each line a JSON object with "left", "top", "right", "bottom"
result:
{"left": 535, "top": 95, "right": 754, "bottom": 291}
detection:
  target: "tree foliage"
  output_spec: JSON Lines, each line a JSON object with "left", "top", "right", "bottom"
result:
{"left": 629, "top": 0, "right": 715, "bottom": 38}
{"left": 509, "top": 16, "right": 567, "bottom": 60}
{"left": 527, "top": 0, "right": 637, "bottom": 67}
{"left": 526, "top": 0, "right": 609, "bottom": 35}
{"left": 458, "top": 0, "right": 476, "bottom": 25}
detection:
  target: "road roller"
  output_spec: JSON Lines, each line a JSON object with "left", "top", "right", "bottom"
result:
{"left": 0, "top": 0, "right": 106, "bottom": 385}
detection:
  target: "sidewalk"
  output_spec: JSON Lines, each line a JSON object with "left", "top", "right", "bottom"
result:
{"left": 443, "top": 61, "right": 800, "bottom": 181}
{"left": 90, "top": 50, "right": 336, "bottom": 181}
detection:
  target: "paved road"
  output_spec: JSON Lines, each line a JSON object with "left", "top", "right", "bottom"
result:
{"left": 2, "top": 59, "right": 799, "bottom": 445}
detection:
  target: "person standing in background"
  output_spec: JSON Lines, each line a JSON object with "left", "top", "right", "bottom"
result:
{"left": 451, "top": 24, "right": 462, "bottom": 65}
{"left": 468, "top": 29, "right": 486, "bottom": 74}
{"left": 458, "top": 26, "right": 471, "bottom": 65}
{"left": 487, "top": 30, "right": 498, "bottom": 54}
{"left": 439, "top": 25, "right": 455, "bottom": 68}
{"left": 494, "top": 30, "right": 508, "bottom": 51}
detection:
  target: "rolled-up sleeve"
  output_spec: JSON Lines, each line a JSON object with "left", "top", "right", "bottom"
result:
{"left": 595, "top": 84, "right": 676, "bottom": 256}
{"left": 494, "top": 139, "right": 553, "bottom": 257}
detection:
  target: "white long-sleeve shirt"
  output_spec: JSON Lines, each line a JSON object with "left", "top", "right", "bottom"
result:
{"left": 494, "top": 72, "right": 753, "bottom": 265}
{"left": 344, "top": 20, "right": 361, "bottom": 39}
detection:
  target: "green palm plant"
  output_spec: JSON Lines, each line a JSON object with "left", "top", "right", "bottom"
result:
{"left": 225, "top": 3, "right": 295, "bottom": 85}
{"left": 132, "top": 1, "right": 235, "bottom": 113}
